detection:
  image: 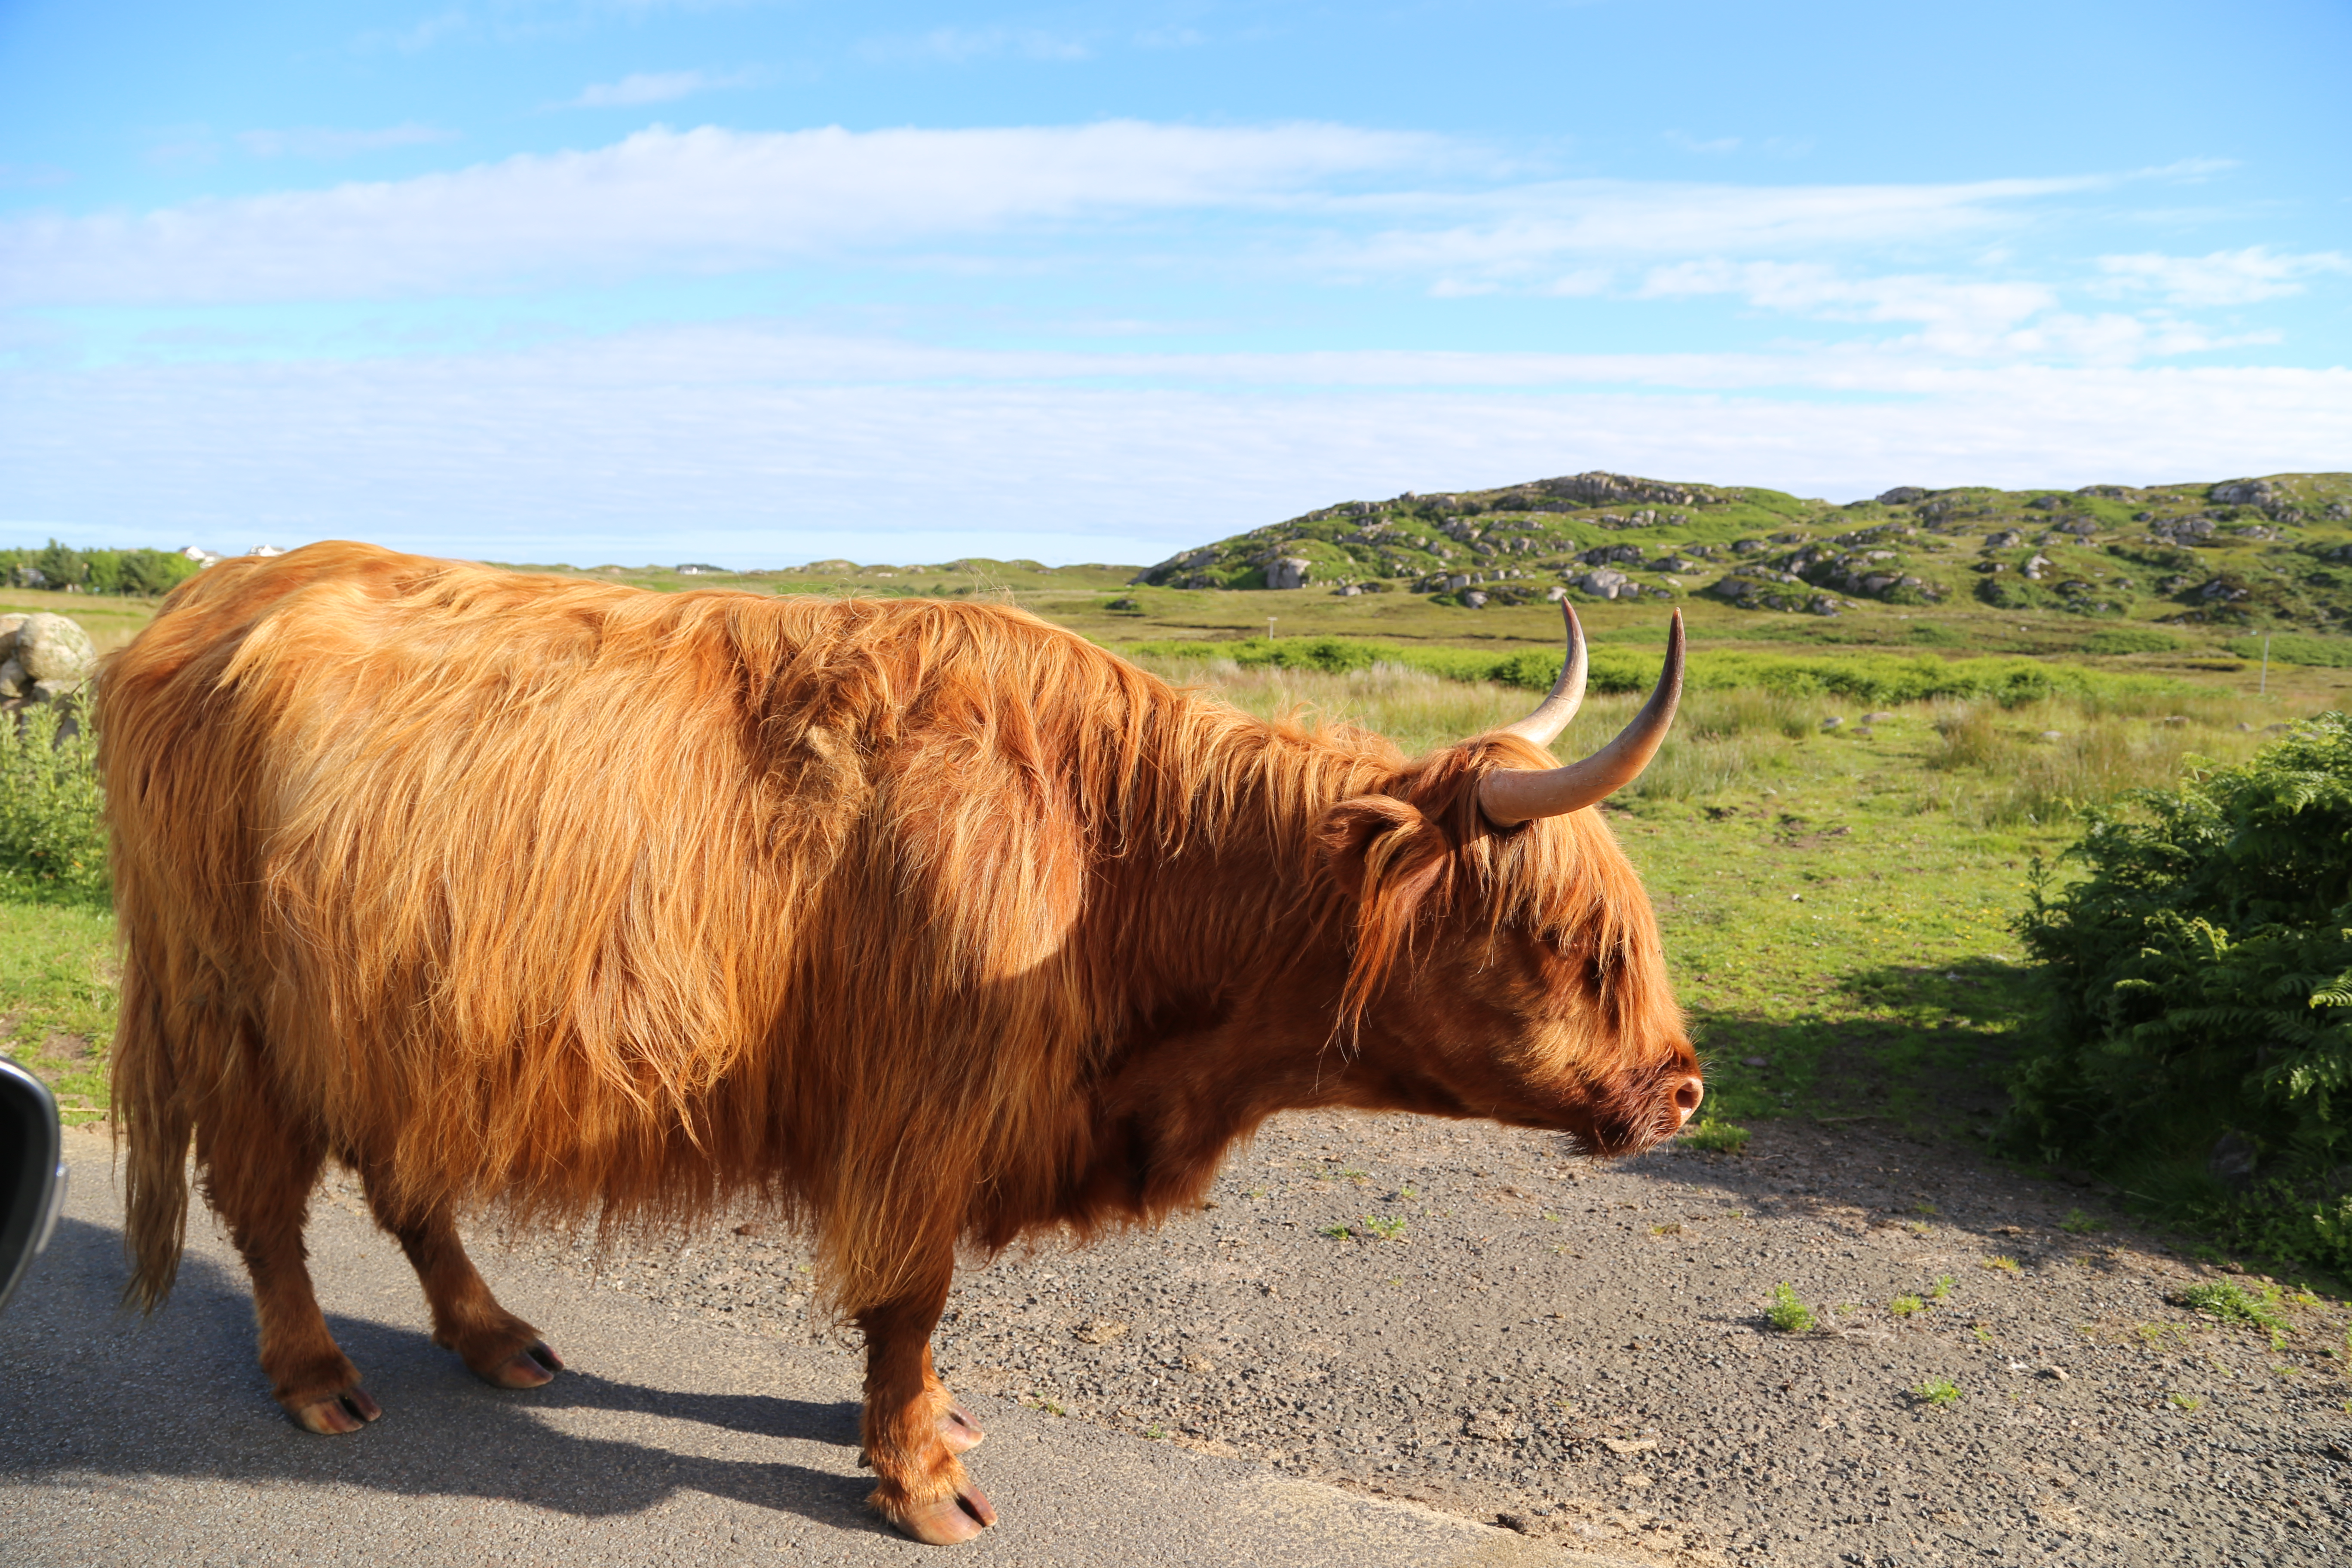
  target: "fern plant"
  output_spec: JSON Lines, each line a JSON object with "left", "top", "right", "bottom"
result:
{"left": 2007, "top": 713, "right": 2352, "bottom": 1271}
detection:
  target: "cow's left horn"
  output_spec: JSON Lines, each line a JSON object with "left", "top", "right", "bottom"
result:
{"left": 1478, "top": 610, "right": 1684, "bottom": 826}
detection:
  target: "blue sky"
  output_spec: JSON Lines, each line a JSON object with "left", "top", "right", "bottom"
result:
{"left": 2, "top": 0, "right": 2347, "bottom": 567}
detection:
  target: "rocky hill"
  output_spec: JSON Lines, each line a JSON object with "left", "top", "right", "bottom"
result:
{"left": 1127, "top": 471, "right": 2352, "bottom": 628}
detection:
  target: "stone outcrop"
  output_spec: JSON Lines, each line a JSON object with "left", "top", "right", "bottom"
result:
{"left": 1776, "top": 545, "right": 1945, "bottom": 604}
{"left": 1266, "top": 558, "right": 1312, "bottom": 590}
{"left": 0, "top": 612, "right": 96, "bottom": 700}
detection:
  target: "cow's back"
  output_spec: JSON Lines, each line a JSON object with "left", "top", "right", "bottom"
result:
{"left": 101, "top": 544, "right": 1118, "bottom": 1255}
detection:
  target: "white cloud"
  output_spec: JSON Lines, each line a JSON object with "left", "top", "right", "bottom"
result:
{"left": 6, "top": 328, "right": 2345, "bottom": 564}
{"left": 1337, "top": 175, "right": 2104, "bottom": 280}
{"left": 0, "top": 122, "right": 1439, "bottom": 306}
{"left": 862, "top": 27, "right": 1096, "bottom": 64}
{"left": 566, "top": 69, "right": 756, "bottom": 108}
{"left": 2097, "top": 245, "right": 2351, "bottom": 306}
{"left": 10, "top": 120, "right": 2176, "bottom": 312}
{"left": 237, "top": 124, "right": 460, "bottom": 159}
{"left": 1639, "top": 259, "right": 2061, "bottom": 353}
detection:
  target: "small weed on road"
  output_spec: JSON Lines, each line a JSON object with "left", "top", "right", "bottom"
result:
{"left": 1768, "top": 1283, "right": 1817, "bottom": 1333}
{"left": 1912, "top": 1378, "right": 1962, "bottom": 1408}
{"left": 2171, "top": 1280, "right": 2289, "bottom": 1335}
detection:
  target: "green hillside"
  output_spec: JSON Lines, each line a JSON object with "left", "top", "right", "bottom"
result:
{"left": 1124, "top": 469, "right": 2352, "bottom": 630}
{"left": 473, "top": 470, "right": 2352, "bottom": 695}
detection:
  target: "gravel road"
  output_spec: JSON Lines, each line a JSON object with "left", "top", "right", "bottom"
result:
{"left": 493, "top": 1111, "right": 2352, "bottom": 1565}
{"left": 7, "top": 1112, "right": 2351, "bottom": 1566}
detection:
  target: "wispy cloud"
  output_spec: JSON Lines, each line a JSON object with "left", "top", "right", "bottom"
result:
{"left": 2097, "top": 245, "right": 2351, "bottom": 306}
{"left": 8, "top": 327, "right": 2346, "bottom": 559}
{"left": 861, "top": 27, "right": 1096, "bottom": 65}
{"left": 0, "top": 122, "right": 1440, "bottom": 306}
{"left": 237, "top": 124, "right": 460, "bottom": 159}
{"left": 565, "top": 69, "right": 759, "bottom": 108}
{"left": 1350, "top": 175, "right": 2104, "bottom": 286}
{"left": 1640, "top": 258, "right": 2056, "bottom": 337}
{"left": 1664, "top": 132, "right": 1740, "bottom": 155}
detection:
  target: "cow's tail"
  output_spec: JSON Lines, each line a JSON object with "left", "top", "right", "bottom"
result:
{"left": 112, "top": 943, "right": 196, "bottom": 1314}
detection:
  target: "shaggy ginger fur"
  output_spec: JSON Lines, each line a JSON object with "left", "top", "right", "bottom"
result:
{"left": 104, "top": 542, "right": 1698, "bottom": 1542}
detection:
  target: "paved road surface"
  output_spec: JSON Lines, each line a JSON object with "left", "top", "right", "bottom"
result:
{"left": 0, "top": 1129, "right": 1608, "bottom": 1568}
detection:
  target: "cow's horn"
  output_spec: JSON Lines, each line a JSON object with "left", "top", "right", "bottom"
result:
{"left": 1494, "top": 600, "right": 1589, "bottom": 747}
{"left": 1478, "top": 610, "right": 1684, "bottom": 826}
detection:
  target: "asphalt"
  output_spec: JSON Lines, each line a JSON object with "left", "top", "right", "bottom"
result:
{"left": 0, "top": 1128, "right": 1612, "bottom": 1568}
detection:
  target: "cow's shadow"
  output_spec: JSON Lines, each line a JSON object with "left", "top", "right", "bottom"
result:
{"left": 0, "top": 1216, "right": 887, "bottom": 1536}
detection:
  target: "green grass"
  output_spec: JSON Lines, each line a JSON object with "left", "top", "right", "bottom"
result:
{"left": 1127, "top": 635, "right": 2191, "bottom": 709}
{"left": 2171, "top": 1280, "right": 2291, "bottom": 1335}
{"left": 1680, "top": 1118, "right": 1751, "bottom": 1154}
{"left": 1361, "top": 1214, "right": 1409, "bottom": 1240}
{"left": 1911, "top": 1378, "right": 1962, "bottom": 1408}
{"left": 2226, "top": 633, "right": 2352, "bottom": 668}
{"left": 0, "top": 895, "right": 117, "bottom": 1125}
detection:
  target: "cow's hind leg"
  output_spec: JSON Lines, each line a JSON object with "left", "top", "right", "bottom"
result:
{"left": 361, "top": 1177, "right": 562, "bottom": 1391}
{"left": 858, "top": 1270, "right": 995, "bottom": 1544}
{"left": 197, "top": 1098, "right": 380, "bottom": 1434}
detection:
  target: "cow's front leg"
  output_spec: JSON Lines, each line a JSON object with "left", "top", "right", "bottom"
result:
{"left": 856, "top": 1274, "right": 995, "bottom": 1544}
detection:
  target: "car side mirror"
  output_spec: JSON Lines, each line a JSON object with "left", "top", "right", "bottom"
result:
{"left": 0, "top": 1055, "right": 67, "bottom": 1315}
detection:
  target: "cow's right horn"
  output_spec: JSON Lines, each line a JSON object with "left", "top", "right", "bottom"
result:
{"left": 1478, "top": 610, "right": 1684, "bottom": 827}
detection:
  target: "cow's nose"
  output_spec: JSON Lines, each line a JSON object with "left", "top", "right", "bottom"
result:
{"left": 1671, "top": 1075, "right": 1705, "bottom": 1127}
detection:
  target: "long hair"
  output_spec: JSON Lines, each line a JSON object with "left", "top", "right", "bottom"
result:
{"left": 105, "top": 543, "right": 1683, "bottom": 1312}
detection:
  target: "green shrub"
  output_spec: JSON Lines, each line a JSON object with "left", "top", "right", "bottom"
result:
{"left": 2005, "top": 714, "right": 2352, "bottom": 1274}
{"left": 2224, "top": 634, "right": 2352, "bottom": 668}
{"left": 0, "top": 703, "right": 108, "bottom": 902}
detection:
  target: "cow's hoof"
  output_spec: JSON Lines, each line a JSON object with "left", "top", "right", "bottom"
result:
{"left": 481, "top": 1341, "right": 563, "bottom": 1389}
{"left": 289, "top": 1385, "right": 382, "bottom": 1435}
{"left": 938, "top": 1401, "right": 986, "bottom": 1454}
{"left": 889, "top": 1483, "right": 996, "bottom": 1545}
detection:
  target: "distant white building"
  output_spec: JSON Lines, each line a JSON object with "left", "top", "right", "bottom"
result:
{"left": 249, "top": 545, "right": 287, "bottom": 558}
{"left": 181, "top": 546, "right": 225, "bottom": 568}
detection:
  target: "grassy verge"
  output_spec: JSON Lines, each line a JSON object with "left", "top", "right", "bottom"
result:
{"left": 0, "top": 894, "right": 116, "bottom": 1126}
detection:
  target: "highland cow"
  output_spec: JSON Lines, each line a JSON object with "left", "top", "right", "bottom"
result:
{"left": 104, "top": 542, "right": 1700, "bottom": 1543}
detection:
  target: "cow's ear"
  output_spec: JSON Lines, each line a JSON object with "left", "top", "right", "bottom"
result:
{"left": 1314, "top": 795, "right": 1431, "bottom": 901}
